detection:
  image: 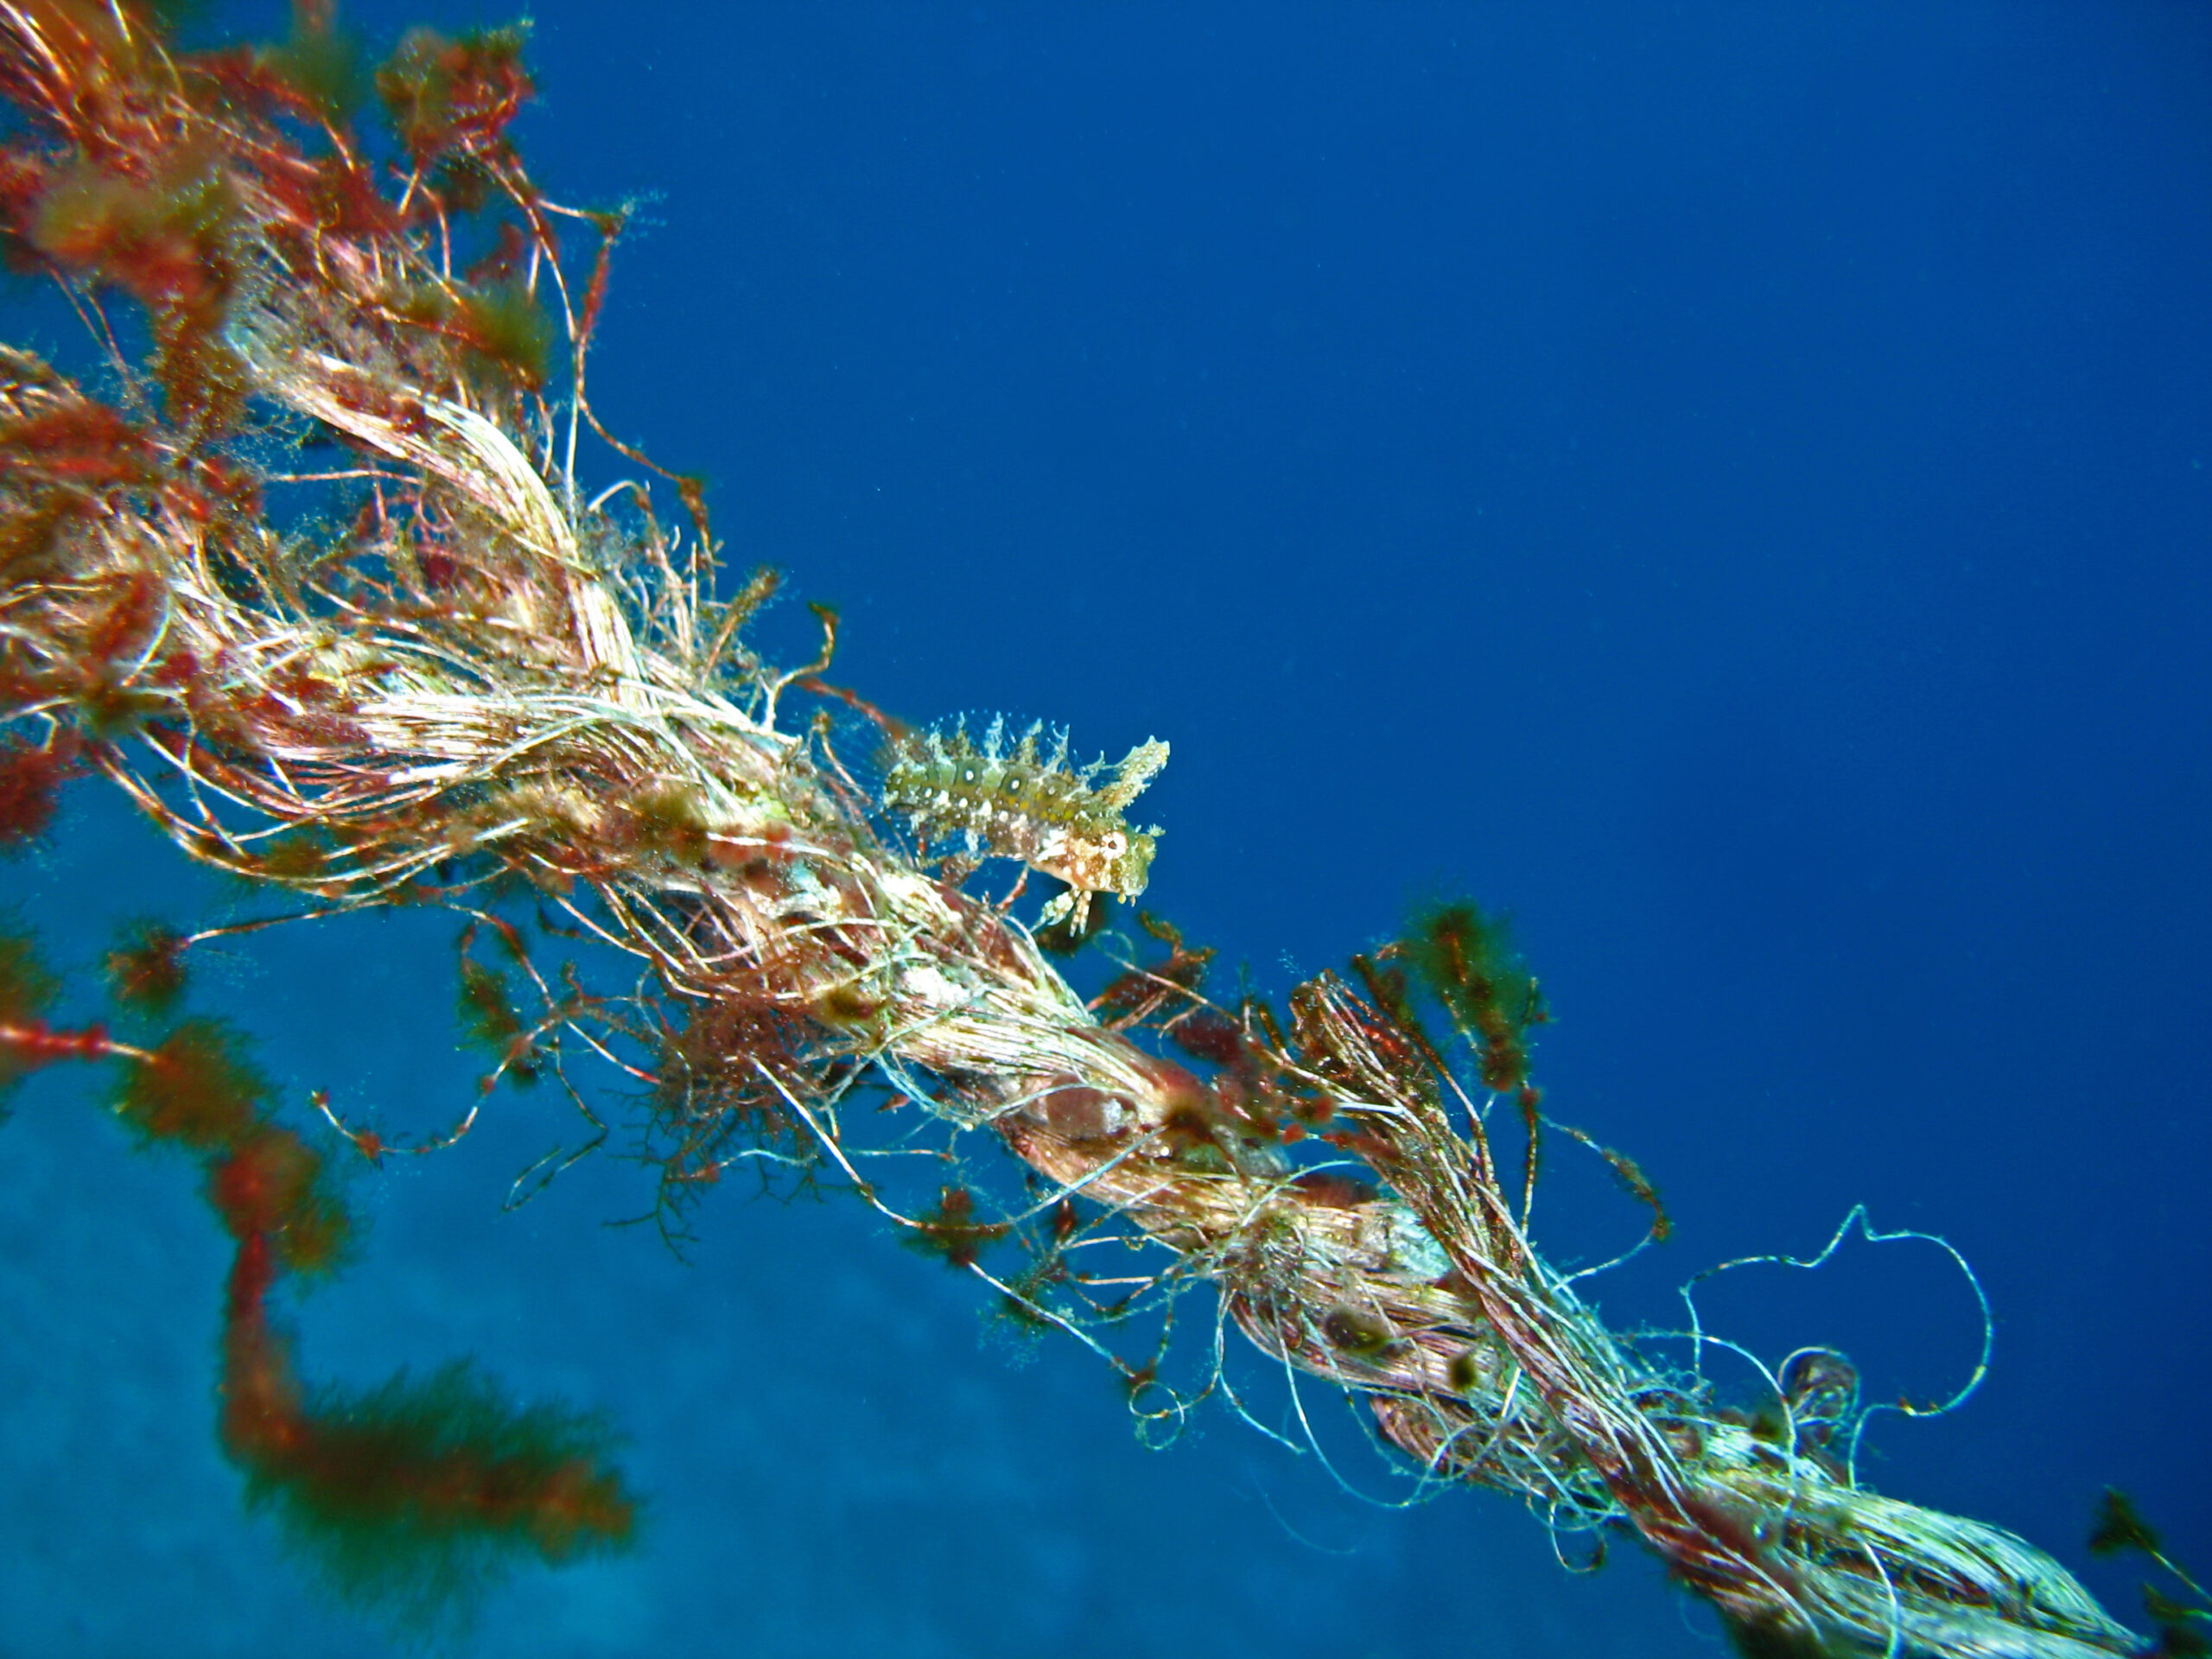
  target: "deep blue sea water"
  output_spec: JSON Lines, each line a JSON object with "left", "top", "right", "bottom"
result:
{"left": 3, "top": 3, "right": 2208, "bottom": 1655}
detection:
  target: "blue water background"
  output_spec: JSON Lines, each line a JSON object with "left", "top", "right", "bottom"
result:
{"left": 3, "top": 3, "right": 2207, "bottom": 1655}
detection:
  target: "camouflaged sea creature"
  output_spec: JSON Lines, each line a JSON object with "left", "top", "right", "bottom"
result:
{"left": 880, "top": 715, "right": 1167, "bottom": 932}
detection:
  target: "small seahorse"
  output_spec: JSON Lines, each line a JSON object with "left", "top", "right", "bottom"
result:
{"left": 880, "top": 714, "right": 1167, "bottom": 932}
